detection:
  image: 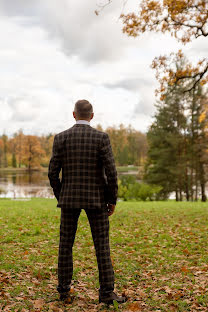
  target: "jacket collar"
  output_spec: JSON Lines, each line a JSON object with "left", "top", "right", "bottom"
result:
{"left": 76, "top": 120, "right": 90, "bottom": 125}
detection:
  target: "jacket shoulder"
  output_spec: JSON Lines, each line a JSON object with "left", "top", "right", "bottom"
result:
{"left": 91, "top": 128, "right": 111, "bottom": 144}
{"left": 90, "top": 127, "right": 107, "bottom": 136}
{"left": 55, "top": 127, "right": 74, "bottom": 140}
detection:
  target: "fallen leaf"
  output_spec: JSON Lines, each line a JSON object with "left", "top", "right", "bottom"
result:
{"left": 33, "top": 298, "right": 45, "bottom": 309}
{"left": 128, "top": 302, "right": 142, "bottom": 311}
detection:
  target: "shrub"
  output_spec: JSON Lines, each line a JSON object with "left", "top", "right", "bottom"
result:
{"left": 118, "top": 176, "right": 163, "bottom": 201}
{"left": 138, "top": 183, "right": 162, "bottom": 201}
{"left": 119, "top": 174, "right": 137, "bottom": 187}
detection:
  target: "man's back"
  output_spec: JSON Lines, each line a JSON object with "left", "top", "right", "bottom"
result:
{"left": 48, "top": 100, "right": 127, "bottom": 305}
{"left": 48, "top": 123, "right": 118, "bottom": 209}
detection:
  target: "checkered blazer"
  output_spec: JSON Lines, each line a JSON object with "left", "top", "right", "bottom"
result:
{"left": 48, "top": 124, "right": 118, "bottom": 209}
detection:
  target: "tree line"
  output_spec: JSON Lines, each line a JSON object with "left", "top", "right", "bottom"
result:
{"left": 0, "top": 125, "right": 147, "bottom": 170}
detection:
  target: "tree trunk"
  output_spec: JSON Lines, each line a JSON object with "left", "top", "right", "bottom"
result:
{"left": 176, "top": 190, "right": 179, "bottom": 201}
{"left": 201, "top": 183, "right": 206, "bottom": 202}
{"left": 199, "top": 162, "right": 207, "bottom": 202}
{"left": 179, "top": 189, "right": 183, "bottom": 201}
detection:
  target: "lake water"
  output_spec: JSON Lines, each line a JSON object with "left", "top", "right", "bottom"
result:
{"left": 0, "top": 169, "right": 54, "bottom": 199}
{"left": 2, "top": 169, "right": 199, "bottom": 200}
{"left": 0, "top": 169, "right": 137, "bottom": 199}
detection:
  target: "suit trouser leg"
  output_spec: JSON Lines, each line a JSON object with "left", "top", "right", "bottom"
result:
{"left": 57, "top": 208, "right": 81, "bottom": 293}
{"left": 85, "top": 208, "right": 115, "bottom": 296}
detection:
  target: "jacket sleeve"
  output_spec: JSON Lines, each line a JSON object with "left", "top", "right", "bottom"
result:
{"left": 100, "top": 133, "right": 118, "bottom": 205}
{"left": 48, "top": 134, "right": 62, "bottom": 201}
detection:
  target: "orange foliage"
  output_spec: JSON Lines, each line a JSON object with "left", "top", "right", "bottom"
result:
{"left": 22, "top": 135, "right": 45, "bottom": 170}
{"left": 120, "top": 0, "right": 208, "bottom": 91}
{"left": 199, "top": 96, "right": 208, "bottom": 131}
{"left": 120, "top": 0, "right": 208, "bottom": 43}
{"left": 151, "top": 50, "right": 208, "bottom": 98}
{"left": 0, "top": 138, "right": 3, "bottom": 150}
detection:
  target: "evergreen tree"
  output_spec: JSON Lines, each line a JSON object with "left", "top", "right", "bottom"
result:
{"left": 144, "top": 81, "right": 208, "bottom": 201}
{"left": 188, "top": 86, "right": 208, "bottom": 202}
{"left": 144, "top": 83, "right": 187, "bottom": 200}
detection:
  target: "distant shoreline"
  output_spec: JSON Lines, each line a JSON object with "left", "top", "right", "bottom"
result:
{"left": 0, "top": 166, "right": 139, "bottom": 173}
{"left": 0, "top": 167, "right": 48, "bottom": 172}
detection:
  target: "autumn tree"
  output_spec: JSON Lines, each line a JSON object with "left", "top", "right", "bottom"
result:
{"left": 14, "top": 129, "right": 25, "bottom": 168}
{"left": 1, "top": 134, "right": 8, "bottom": 168}
{"left": 121, "top": 0, "right": 208, "bottom": 42}
{"left": 0, "top": 138, "right": 3, "bottom": 168}
{"left": 120, "top": 0, "right": 208, "bottom": 90}
{"left": 151, "top": 50, "right": 208, "bottom": 99}
{"left": 95, "top": 124, "right": 104, "bottom": 131}
{"left": 106, "top": 124, "right": 147, "bottom": 165}
{"left": 126, "top": 125, "right": 148, "bottom": 166}
{"left": 8, "top": 137, "right": 17, "bottom": 168}
{"left": 39, "top": 133, "right": 55, "bottom": 167}
{"left": 22, "top": 135, "right": 45, "bottom": 171}
{"left": 106, "top": 124, "right": 129, "bottom": 165}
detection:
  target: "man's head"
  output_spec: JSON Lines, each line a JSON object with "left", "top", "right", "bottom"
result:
{"left": 73, "top": 99, "right": 94, "bottom": 121}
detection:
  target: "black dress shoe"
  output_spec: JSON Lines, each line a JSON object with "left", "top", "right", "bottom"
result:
{"left": 59, "top": 292, "right": 73, "bottom": 303}
{"left": 99, "top": 291, "right": 127, "bottom": 304}
{"left": 60, "top": 292, "right": 69, "bottom": 300}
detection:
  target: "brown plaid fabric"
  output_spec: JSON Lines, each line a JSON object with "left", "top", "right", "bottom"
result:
{"left": 57, "top": 208, "right": 114, "bottom": 295}
{"left": 48, "top": 124, "right": 118, "bottom": 209}
{"left": 48, "top": 123, "right": 118, "bottom": 295}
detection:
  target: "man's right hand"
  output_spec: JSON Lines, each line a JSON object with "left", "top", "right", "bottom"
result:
{"left": 107, "top": 203, "right": 116, "bottom": 216}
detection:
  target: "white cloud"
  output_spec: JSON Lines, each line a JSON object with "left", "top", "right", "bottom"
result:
{"left": 8, "top": 96, "right": 41, "bottom": 122}
{"left": 0, "top": 0, "right": 136, "bottom": 64}
{"left": 0, "top": 0, "right": 205, "bottom": 137}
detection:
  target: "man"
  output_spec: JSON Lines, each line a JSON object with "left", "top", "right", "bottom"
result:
{"left": 48, "top": 100, "right": 127, "bottom": 305}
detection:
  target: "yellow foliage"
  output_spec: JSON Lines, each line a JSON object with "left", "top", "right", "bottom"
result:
{"left": 199, "top": 111, "right": 206, "bottom": 123}
{"left": 121, "top": 0, "right": 208, "bottom": 43}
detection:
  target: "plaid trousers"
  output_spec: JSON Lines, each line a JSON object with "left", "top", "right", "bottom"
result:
{"left": 57, "top": 208, "right": 115, "bottom": 296}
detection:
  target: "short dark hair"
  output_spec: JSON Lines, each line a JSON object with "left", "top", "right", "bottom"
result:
{"left": 74, "top": 99, "right": 93, "bottom": 119}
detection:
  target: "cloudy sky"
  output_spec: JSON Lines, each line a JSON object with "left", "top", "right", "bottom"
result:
{"left": 0, "top": 0, "right": 206, "bottom": 137}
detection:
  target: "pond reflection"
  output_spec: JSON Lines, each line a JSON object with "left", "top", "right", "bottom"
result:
{"left": 0, "top": 169, "right": 54, "bottom": 199}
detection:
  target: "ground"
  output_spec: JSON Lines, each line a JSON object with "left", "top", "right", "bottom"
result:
{"left": 0, "top": 199, "right": 208, "bottom": 311}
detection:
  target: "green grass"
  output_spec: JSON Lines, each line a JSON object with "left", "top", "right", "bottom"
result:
{"left": 0, "top": 199, "right": 208, "bottom": 311}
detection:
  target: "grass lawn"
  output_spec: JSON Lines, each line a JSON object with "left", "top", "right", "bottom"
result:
{"left": 0, "top": 199, "right": 208, "bottom": 312}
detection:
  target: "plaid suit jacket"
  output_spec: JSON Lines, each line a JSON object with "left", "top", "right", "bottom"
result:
{"left": 48, "top": 124, "right": 118, "bottom": 209}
